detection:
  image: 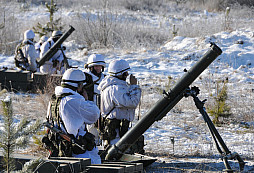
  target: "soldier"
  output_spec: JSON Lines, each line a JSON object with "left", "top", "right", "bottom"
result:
{"left": 45, "top": 68, "right": 101, "bottom": 164}
{"left": 35, "top": 35, "right": 48, "bottom": 55}
{"left": 39, "top": 30, "right": 65, "bottom": 74}
{"left": 83, "top": 54, "right": 106, "bottom": 145}
{"left": 14, "top": 30, "right": 38, "bottom": 72}
{"left": 98, "top": 59, "right": 141, "bottom": 146}
{"left": 84, "top": 54, "right": 106, "bottom": 103}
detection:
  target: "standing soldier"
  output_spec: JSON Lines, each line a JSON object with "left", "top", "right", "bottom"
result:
{"left": 84, "top": 54, "right": 106, "bottom": 103}
{"left": 14, "top": 30, "right": 38, "bottom": 72}
{"left": 39, "top": 30, "right": 65, "bottom": 74}
{"left": 98, "top": 59, "right": 141, "bottom": 147}
{"left": 44, "top": 68, "right": 101, "bottom": 164}
{"left": 84, "top": 54, "right": 106, "bottom": 144}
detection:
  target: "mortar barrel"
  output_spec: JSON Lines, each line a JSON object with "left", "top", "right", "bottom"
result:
{"left": 37, "top": 25, "right": 75, "bottom": 68}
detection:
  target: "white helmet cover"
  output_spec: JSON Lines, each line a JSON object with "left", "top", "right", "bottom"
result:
{"left": 39, "top": 35, "right": 48, "bottom": 43}
{"left": 24, "top": 30, "right": 35, "bottom": 40}
{"left": 108, "top": 59, "right": 130, "bottom": 76}
{"left": 61, "top": 68, "right": 86, "bottom": 88}
{"left": 52, "top": 30, "right": 63, "bottom": 38}
{"left": 87, "top": 54, "right": 106, "bottom": 67}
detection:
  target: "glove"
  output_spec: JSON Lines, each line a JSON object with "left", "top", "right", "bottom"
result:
{"left": 52, "top": 59, "right": 59, "bottom": 68}
{"left": 84, "top": 132, "right": 96, "bottom": 151}
{"left": 72, "top": 135, "right": 87, "bottom": 154}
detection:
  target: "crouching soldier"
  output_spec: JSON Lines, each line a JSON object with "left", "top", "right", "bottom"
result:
{"left": 39, "top": 30, "right": 65, "bottom": 74}
{"left": 43, "top": 68, "right": 101, "bottom": 164}
{"left": 98, "top": 59, "right": 144, "bottom": 153}
{"left": 14, "top": 30, "right": 38, "bottom": 72}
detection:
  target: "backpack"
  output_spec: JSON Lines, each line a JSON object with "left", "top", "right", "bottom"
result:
{"left": 14, "top": 43, "right": 29, "bottom": 70}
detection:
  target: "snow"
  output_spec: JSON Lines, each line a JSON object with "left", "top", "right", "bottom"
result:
{"left": 3, "top": 96, "right": 11, "bottom": 103}
{"left": 0, "top": 4, "right": 254, "bottom": 172}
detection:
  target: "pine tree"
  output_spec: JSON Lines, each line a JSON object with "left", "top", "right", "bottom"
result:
{"left": 208, "top": 80, "right": 231, "bottom": 125}
{"left": 0, "top": 96, "right": 41, "bottom": 172}
{"left": 19, "top": 158, "right": 43, "bottom": 173}
{"left": 33, "top": 0, "right": 64, "bottom": 37}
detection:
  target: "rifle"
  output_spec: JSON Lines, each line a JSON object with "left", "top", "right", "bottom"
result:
{"left": 43, "top": 122, "right": 86, "bottom": 152}
{"left": 18, "top": 48, "right": 28, "bottom": 64}
{"left": 14, "top": 48, "right": 29, "bottom": 70}
{"left": 96, "top": 94, "right": 103, "bottom": 131}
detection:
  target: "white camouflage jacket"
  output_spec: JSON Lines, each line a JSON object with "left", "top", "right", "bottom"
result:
{"left": 22, "top": 39, "right": 38, "bottom": 72}
{"left": 47, "top": 86, "right": 100, "bottom": 137}
{"left": 39, "top": 37, "right": 64, "bottom": 74}
{"left": 97, "top": 76, "right": 141, "bottom": 121}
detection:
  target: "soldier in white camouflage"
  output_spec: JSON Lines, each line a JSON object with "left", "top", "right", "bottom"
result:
{"left": 98, "top": 59, "right": 142, "bottom": 149}
{"left": 14, "top": 30, "right": 38, "bottom": 72}
{"left": 39, "top": 30, "right": 65, "bottom": 74}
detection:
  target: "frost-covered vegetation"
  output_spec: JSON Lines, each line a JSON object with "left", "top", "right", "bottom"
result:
{"left": 1, "top": 0, "right": 254, "bottom": 54}
{"left": 0, "top": 0, "right": 254, "bottom": 172}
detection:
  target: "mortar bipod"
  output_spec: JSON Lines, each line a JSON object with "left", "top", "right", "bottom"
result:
{"left": 184, "top": 86, "right": 245, "bottom": 173}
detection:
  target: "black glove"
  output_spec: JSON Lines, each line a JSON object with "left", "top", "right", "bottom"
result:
{"left": 84, "top": 132, "right": 96, "bottom": 151}
{"left": 52, "top": 59, "right": 59, "bottom": 68}
{"left": 72, "top": 135, "right": 87, "bottom": 154}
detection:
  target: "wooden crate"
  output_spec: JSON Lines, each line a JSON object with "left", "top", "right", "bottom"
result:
{"left": 32, "top": 73, "right": 62, "bottom": 93}
{"left": 0, "top": 69, "right": 32, "bottom": 92}
{"left": 86, "top": 165, "right": 125, "bottom": 173}
{"left": 104, "top": 162, "right": 143, "bottom": 173}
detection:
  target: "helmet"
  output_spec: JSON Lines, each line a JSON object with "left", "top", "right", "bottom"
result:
{"left": 87, "top": 54, "right": 106, "bottom": 68}
{"left": 39, "top": 35, "right": 48, "bottom": 43}
{"left": 61, "top": 68, "right": 86, "bottom": 88}
{"left": 52, "top": 30, "right": 62, "bottom": 38}
{"left": 108, "top": 59, "right": 130, "bottom": 76}
{"left": 24, "top": 30, "right": 35, "bottom": 40}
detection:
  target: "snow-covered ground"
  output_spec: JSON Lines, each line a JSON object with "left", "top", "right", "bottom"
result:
{"left": 0, "top": 3, "right": 254, "bottom": 172}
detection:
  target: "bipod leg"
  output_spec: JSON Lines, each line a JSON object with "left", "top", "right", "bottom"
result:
{"left": 223, "top": 157, "right": 234, "bottom": 173}
{"left": 60, "top": 49, "right": 70, "bottom": 70}
{"left": 186, "top": 87, "right": 245, "bottom": 172}
{"left": 193, "top": 96, "right": 231, "bottom": 154}
{"left": 192, "top": 95, "right": 233, "bottom": 172}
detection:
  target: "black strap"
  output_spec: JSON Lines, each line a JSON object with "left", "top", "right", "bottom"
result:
{"left": 108, "top": 67, "right": 130, "bottom": 75}
{"left": 48, "top": 40, "right": 52, "bottom": 49}
{"left": 25, "top": 41, "right": 33, "bottom": 45}
{"left": 61, "top": 83, "right": 78, "bottom": 91}
{"left": 94, "top": 75, "right": 101, "bottom": 84}
{"left": 87, "top": 61, "right": 105, "bottom": 65}
{"left": 53, "top": 93, "right": 73, "bottom": 133}
{"left": 104, "top": 106, "right": 115, "bottom": 119}
{"left": 62, "top": 79, "right": 86, "bottom": 83}
{"left": 93, "top": 73, "right": 104, "bottom": 85}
